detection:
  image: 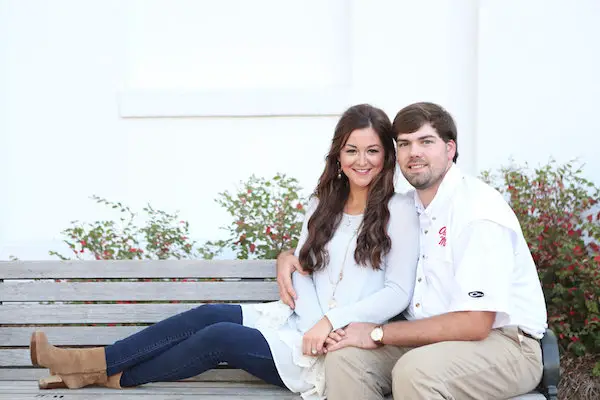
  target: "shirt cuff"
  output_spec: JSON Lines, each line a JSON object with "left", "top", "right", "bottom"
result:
{"left": 324, "top": 308, "right": 350, "bottom": 331}
{"left": 447, "top": 294, "right": 509, "bottom": 315}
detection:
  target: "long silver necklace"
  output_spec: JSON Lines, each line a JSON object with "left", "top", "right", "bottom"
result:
{"left": 327, "top": 215, "right": 359, "bottom": 310}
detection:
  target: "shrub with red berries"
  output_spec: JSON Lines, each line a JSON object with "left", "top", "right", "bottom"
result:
{"left": 198, "top": 173, "right": 306, "bottom": 260}
{"left": 49, "top": 195, "right": 196, "bottom": 260}
{"left": 481, "top": 160, "right": 600, "bottom": 360}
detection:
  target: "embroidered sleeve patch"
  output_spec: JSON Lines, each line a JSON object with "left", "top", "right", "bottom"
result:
{"left": 468, "top": 291, "right": 485, "bottom": 298}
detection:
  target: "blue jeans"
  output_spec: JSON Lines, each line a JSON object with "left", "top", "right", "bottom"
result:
{"left": 104, "top": 304, "right": 285, "bottom": 388}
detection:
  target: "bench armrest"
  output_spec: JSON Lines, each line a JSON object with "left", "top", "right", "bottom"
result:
{"left": 539, "top": 328, "right": 560, "bottom": 400}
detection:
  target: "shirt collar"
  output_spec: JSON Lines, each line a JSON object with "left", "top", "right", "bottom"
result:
{"left": 413, "top": 163, "right": 463, "bottom": 216}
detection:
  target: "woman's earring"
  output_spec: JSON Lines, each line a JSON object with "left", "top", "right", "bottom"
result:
{"left": 337, "top": 162, "right": 342, "bottom": 179}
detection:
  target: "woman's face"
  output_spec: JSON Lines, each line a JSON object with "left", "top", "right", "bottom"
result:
{"left": 339, "top": 126, "right": 385, "bottom": 190}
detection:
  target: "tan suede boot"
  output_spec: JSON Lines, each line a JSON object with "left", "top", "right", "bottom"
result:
{"left": 38, "top": 372, "right": 124, "bottom": 390}
{"left": 104, "top": 372, "right": 124, "bottom": 389}
{"left": 30, "top": 331, "right": 109, "bottom": 389}
{"left": 38, "top": 372, "right": 107, "bottom": 389}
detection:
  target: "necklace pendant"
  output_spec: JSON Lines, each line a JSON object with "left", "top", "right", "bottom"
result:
{"left": 328, "top": 298, "right": 337, "bottom": 309}
{"left": 344, "top": 215, "right": 352, "bottom": 227}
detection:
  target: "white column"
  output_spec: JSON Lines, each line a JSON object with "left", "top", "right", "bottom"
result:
{"left": 444, "top": 0, "right": 480, "bottom": 175}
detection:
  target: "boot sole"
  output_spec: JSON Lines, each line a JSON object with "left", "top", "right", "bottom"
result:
{"left": 30, "top": 332, "right": 40, "bottom": 366}
{"left": 39, "top": 375, "right": 67, "bottom": 390}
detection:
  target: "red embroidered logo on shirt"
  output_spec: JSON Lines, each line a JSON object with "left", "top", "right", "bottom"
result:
{"left": 438, "top": 226, "right": 447, "bottom": 247}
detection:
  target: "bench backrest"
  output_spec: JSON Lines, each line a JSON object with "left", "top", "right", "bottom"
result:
{"left": 0, "top": 260, "right": 279, "bottom": 382}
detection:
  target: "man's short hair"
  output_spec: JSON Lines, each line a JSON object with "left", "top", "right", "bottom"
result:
{"left": 392, "top": 102, "right": 459, "bottom": 163}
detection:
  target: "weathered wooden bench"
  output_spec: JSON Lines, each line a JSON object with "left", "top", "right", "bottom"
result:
{"left": 0, "top": 260, "right": 560, "bottom": 399}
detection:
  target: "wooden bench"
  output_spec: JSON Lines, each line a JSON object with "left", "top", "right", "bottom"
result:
{"left": 0, "top": 260, "right": 560, "bottom": 399}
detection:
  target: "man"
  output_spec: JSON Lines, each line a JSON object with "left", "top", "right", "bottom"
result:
{"left": 276, "top": 102, "right": 548, "bottom": 399}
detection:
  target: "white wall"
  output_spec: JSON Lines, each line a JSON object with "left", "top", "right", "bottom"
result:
{"left": 1, "top": 0, "right": 599, "bottom": 260}
{"left": 477, "top": 0, "right": 600, "bottom": 180}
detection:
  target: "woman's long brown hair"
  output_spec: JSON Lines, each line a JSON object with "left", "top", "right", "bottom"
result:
{"left": 298, "top": 104, "right": 396, "bottom": 272}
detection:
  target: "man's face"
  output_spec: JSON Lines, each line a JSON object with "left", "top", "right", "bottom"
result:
{"left": 396, "top": 123, "right": 455, "bottom": 191}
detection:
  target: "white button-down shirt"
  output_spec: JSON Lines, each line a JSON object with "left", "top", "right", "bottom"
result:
{"left": 404, "top": 165, "right": 548, "bottom": 339}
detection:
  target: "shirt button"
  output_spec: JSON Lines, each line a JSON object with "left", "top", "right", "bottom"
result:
{"left": 422, "top": 254, "right": 427, "bottom": 259}
{"left": 418, "top": 277, "right": 422, "bottom": 283}
{"left": 415, "top": 303, "right": 421, "bottom": 308}
{"left": 424, "top": 230, "right": 428, "bottom": 234}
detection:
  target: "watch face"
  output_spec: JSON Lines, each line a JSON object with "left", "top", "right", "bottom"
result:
{"left": 371, "top": 327, "right": 383, "bottom": 341}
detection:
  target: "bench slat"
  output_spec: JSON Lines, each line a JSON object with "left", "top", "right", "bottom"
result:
{"left": 0, "top": 327, "right": 148, "bottom": 346}
{"left": 0, "top": 350, "right": 30, "bottom": 367}
{"left": 0, "top": 380, "right": 545, "bottom": 400}
{"left": 0, "top": 282, "right": 279, "bottom": 302}
{"left": 0, "top": 260, "right": 277, "bottom": 279}
{"left": 0, "top": 394, "right": 295, "bottom": 399}
{"left": 0, "top": 303, "right": 232, "bottom": 324}
{"left": 0, "top": 351, "right": 254, "bottom": 369}
{"left": 0, "top": 369, "right": 260, "bottom": 382}
{"left": 0, "top": 381, "right": 298, "bottom": 398}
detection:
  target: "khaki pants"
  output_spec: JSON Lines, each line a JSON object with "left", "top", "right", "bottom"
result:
{"left": 324, "top": 327, "right": 543, "bottom": 400}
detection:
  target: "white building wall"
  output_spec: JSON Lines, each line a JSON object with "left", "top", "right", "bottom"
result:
{"left": 477, "top": 0, "right": 600, "bottom": 180}
{"left": 1, "top": 0, "right": 598, "bottom": 260}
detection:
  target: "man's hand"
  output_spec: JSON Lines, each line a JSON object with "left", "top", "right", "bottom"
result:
{"left": 324, "top": 328, "right": 346, "bottom": 349}
{"left": 276, "top": 249, "right": 308, "bottom": 309}
{"left": 303, "top": 316, "right": 333, "bottom": 356}
{"left": 324, "top": 322, "right": 379, "bottom": 352}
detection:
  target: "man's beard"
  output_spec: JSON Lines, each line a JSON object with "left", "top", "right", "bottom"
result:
{"left": 403, "top": 167, "right": 441, "bottom": 190}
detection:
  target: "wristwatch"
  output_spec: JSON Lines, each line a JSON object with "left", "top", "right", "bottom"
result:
{"left": 370, "top": 325, "right": 384, "bottom": 345}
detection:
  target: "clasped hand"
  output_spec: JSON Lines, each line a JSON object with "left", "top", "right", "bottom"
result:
{"left": 302, "top": 317, "right": 333, "bottom": 356}
{"left": 303, "top": 321, "right": 380, "bottom": 356}
{"left": 323, "top": 322, "right": 379, "bottom": 352}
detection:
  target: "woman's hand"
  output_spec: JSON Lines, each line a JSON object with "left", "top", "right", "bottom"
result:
{"left": 302, "top": 316, "right": 333, "bottom": 356}
{"left": 276, "top": 250, "right": 308, "bottom": 309}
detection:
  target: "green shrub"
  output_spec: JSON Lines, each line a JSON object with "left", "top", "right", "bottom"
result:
{"left": 49, "top": 195, "right": 197, "bottom": 260}
{"left": 49, "top": 174, "right": 306, "bottom": 262}
{"left": 481, "top": 160, "right": 600, "bottom": 362}
{"left": 199, "top": 173, "right": 306, "bottom": 260}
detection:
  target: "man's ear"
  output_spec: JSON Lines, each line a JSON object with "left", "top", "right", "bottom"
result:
{"left": 446, "top": 140, "right": 456, "bottom": 161}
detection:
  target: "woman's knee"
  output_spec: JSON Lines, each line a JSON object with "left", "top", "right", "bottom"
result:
{"left": 196, "top": 322, "right": 265, "bottom": 357}
{"left": 195, "top": 322, "right": 272, "bottom": 366}
{"left": 188, "top": 304, "right": 241, "bottom": 324}
{"left": 197, "top": 321, "right": 240, "bottom": 345}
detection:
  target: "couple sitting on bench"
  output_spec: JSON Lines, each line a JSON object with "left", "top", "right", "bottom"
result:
{"left": 30, "top": 102, "right": 549, "bottom": 400}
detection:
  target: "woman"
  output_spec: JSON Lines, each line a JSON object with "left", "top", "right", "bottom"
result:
{"left": 30, "top": 104, "right": 419, "bottom": 399}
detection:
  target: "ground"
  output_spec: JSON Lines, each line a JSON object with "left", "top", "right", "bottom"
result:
{"left": 558, "top": 354, "right": 600, "bottom": 400}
